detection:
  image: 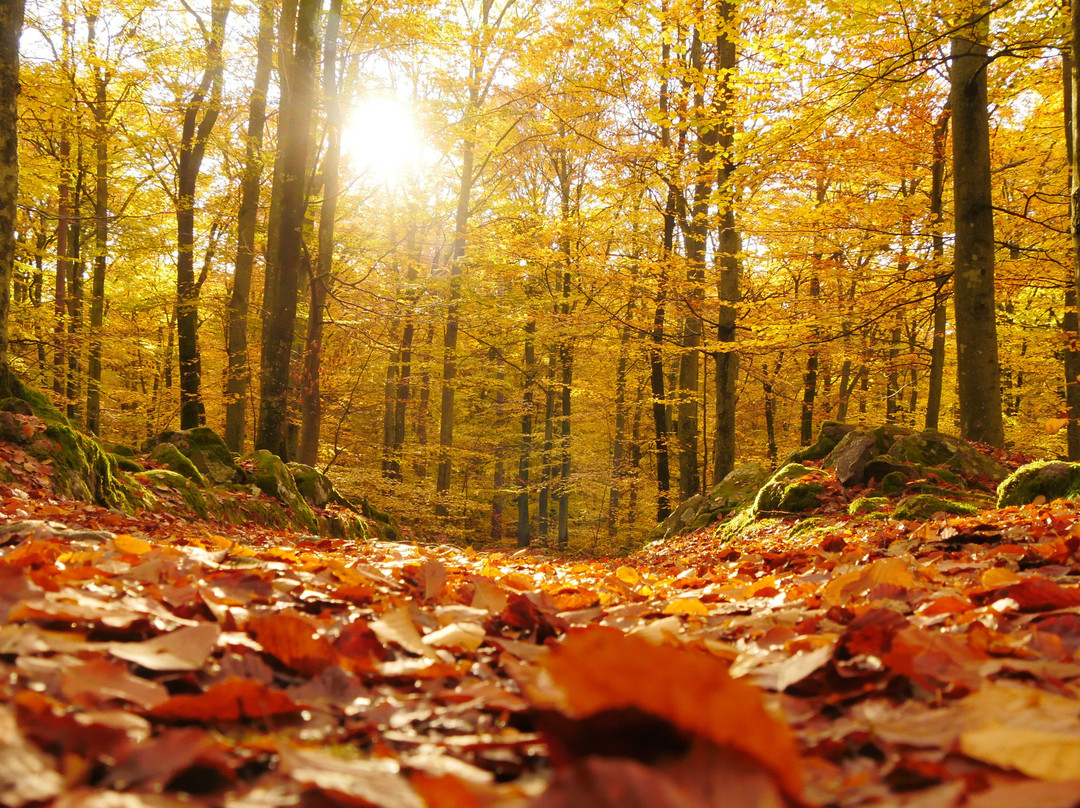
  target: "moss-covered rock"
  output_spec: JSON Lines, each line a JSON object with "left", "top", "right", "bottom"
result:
{"left": 148, "top": 427, "right": 238, "bottom": 486}
{"left": 880, "top": 470, "right": 910, "bottom": 495}
{"left": 288, "top": 462, "right": 354, "bottom": 509}
{"left": 893, "top": 494, "right": 979, "bottom": 520}
{"left": 110, "top": 453, "right": 144, "bottom": 474}
{"left": 150, "top": 442, "right": 208, "bottom": 486}
{"left": 754, "top": 463, "right": 827, "bottom": 514}
{"left": 997, "top": 461, "right": 1080, "bottom": 508}
{"left": 136, "top": 469, "right": 213, "bottom": 518}
{"left": 358, "top": 498, "right": 402, "bottom": 542}
{"left": 787, "top": 421, "right": 856, "bottom": 463}
{"left": 886, "top": 429, "right": 963, "bottom": 466}
{"left": 945, "top": 444, "right": 1009, "bottom": 487}
{"left": 849, "top": 496, "right": 890, "bottom": 516}
{"left": 245, "top": 449, "right": 318, "bottom": 533}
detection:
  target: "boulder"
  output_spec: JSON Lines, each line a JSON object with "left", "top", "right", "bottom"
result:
{"left": 825, "top": 432, "right": 880, "bottom": 486}
{"left": 245, "top": 450, "right": 318, "bottom": 532}
{"left": 885, "top": 429, "right": 963, "bottom": 466}
{"left": 646, "top": 494, "right": 704, "bottom": 543}
{"left": 945, "top": 444, "right": 1009, "bottom": 486}
{"left": 150, "top": 442, "right": 208, "bottom": 486}
{"left": 289, "top": 462, "right": 353, "bottom": 509}
{"left": 893, "top": 494, "right": 978, "bottom": 520}
{"left": 787, "top": 421, "right": 856, "bottom": 463}
{"left": 997, "top": 461, "right": 1080, "bottom": 508}
{"left": 147, "top": 427, "right": 238, "bottom": 486}
{"left": 753, "top": 463, "right": 827, "bottom": 514}
{"left": 849, "top": 496, "right": 889, "bottom": 516}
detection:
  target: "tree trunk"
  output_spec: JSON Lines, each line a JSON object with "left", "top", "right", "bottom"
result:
{"left": 1068, "top": 17, "right": 1080, "bottom": 458}
{"left": 516, "top": 315, "right": 535, "bottom": 548}
{"left": 299, "top": 0, "right": 343, "bottom": 467}
{"left": 950, "top": 0, "right": 1004, "bottom": 446}
{"left": 713, "top": 9, "right": 740, "bottom": 481}
{"left": 925, "top": 105, "right": 950, "bottom": 430}
{"left": 0, "top": 0, "right": 23, "bottom": 365}
{"left": 257, "top": 0, "right": 319, "bottom": 459}
{"left": 491, "top": 347, "right": 506, "bottom": 540}
{"left": 539, "top": 350, "right": 556, "bottom": 541}
{"left": 176, "top": 0, "right": 229, "bottom": 430}
{"left": 224, "top": 0, "right": 273, "bottom": 453}
{"left": 85, "top": 14, "right": 108, "bottom": 436}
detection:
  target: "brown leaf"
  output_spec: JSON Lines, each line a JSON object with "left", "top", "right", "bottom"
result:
{"left": 149, "top": 677, "right": 300, "bottom": 721}
{"left": 277, "top": 743, "right": 426, "bottom": 808}
{"left": 108, "top": 623, "right": 221, "bottom": 671}
{"left": 61, "top": 657, "right": 169, "bottom": 710}
{"left": 104, "top": 726, "right": 233, "bottom": 791}
{"left": 0, "top": 706, "right": 63, "bottom": 807}
{"left": 249, "top": 610, "right": 338, "bottom": 675}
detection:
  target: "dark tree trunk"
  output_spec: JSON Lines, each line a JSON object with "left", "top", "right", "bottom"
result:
{"left": 224, "top": 0, "right": 273, "bottom": 453}
{"left": 517, "top": 312, "right": 536, "bottom": 547}
{"left": 85, "top": 15, "right": 108, "bottom": 435}
{"left": 176, "top": 0, "right": 229, "bottom": 430}
{"left": 950, "top": 1, "right": 1004, "bottom": 446}
{"left": 0, "top": 0, "right": 24, "bottom": 365}
{"left": 491, "top": 347, "right": 506, "bottom": 540}
{"left": 257, "top": 0, "right": 319, "bottom": 459}
{"left": 925, "top": 105, "right": 951, "bottom": 430}
{"left": 299, "top": 0, "right": 343, "bottom": 467}
{"left": 1067, "top": 29, "right": 1080, "bottom": 458}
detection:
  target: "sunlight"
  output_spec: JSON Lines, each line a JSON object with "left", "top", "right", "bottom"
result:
{"left": 341, "top": 97, "right": 422, "bottom": 185}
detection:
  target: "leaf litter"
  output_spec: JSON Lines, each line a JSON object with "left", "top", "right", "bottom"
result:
{"left": 7, "top": 479, "right": 1080, "bottom": 805}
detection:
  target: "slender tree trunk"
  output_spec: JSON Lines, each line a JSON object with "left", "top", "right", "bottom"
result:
{"left": 224, "top": 0, "right": 273, "bottom": 453}
{"left": 85, "top": 16, "right": 108, "bottom": 435}
{"left": 382, "top": 336, "right": 399, "bottom": 475}
{"left": 517, "top": 312, "right": 535, "bottom": 548}
{"left": 925, "top": 105, "right": 951, "bottom": 430}
{"left": 414, "top": 323, "right": 432, "bottom": 478}
{"left": 651, "top": 199, "right": 674, "bottom": 522}
{"left": 0, "top": 0, "right": 24, "bottom": 366}
{"left": 299, "top": 0, "right": 343, "bottom": 467}
{"left": 491, "top": 347, "right": 506, "bottom": 540}
{"left": 257, "top": 0, "right": 319, "bottom": 459}
{"left": 713, "top": 7, "right": 740, "bottom": 481}
{"left": 176, "top": 0, "right": 229, "bottom": 430}
{"left": 609, "top": 277, "right": 636, "bottom": 536}
{"left": 950, "top": 0, "right": 1004, "bottom": 446}
{"left": 390, "top": 217, "right": 420, "bottom": 480}
{"left": 800, "top": 179, "right": 826, "bottom": 444}
{"left": 764, "top": 357, "right": 781, "bottom": 466}
{"left": 66, "top": 205, "right": 82, "bottom": 423}
{"left": 539, "top": 351, "right": 556, "bottom": 541}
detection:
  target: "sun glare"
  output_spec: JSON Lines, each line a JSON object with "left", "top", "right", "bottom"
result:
{"left": 342, "top": 97, "right": 422, "bottom": 185}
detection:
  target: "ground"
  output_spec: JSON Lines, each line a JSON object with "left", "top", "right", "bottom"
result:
{"left": 6, "top": 442, "right": 1080, "bottom": 806}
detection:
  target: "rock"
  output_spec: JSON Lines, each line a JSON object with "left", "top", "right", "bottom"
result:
{"left": 246, "top": 450, "right": 319, "bottom": 532}
{"left": 945, "top": 444, "right": 1009, "bottom": 486}
{"left": 137, "top": 469, "right": 212, "bottom": 518}
{"left": 0, "top": 410, "right": 30, "bottom": 444}
{"left": 880, "top": 470, "right": 911, "bottom": 495}
{"left": 997, "top": 461, "right": 1080, "bottom": 508}
{"left": 0, "top": 397, "right": 33, "bottom": 416}
{"left": 825, "top": 432, "right": 880, "bottom": 486}
{"left": 849, "top": 496, "right": 889, "bottom": 516}
{"left": 886, "top": 429, "right": 963, "bottom": 466}
{"left": 754, "top": 463, "right": 826, "bottom": 514}
{"left": 893, "top": 494, "right": 978, "bottom": 520}
{"left": 647, "top": 494, "right": 705, "bottom": 543}
{"left": 288, "top": 463, "right": 353, "bottom": 509}
{"left": 705, "top": 462, "right": 771, "bottom": 512}
{"left": 148, "top": 427, "right": 238, "bottom": 486}
{"left": 787, "top": 421, "right": 856, "bottom": 463}
{"left": 150, "top": 442, "right": 208, "bottom": 486}
{"left": 864, "top": 458, "right": 918, "bottom": 485}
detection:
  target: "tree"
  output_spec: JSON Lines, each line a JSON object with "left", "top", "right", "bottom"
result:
{"left": 0, "top": 0, "right": 24, "bottom": 366}
{"left": 950, "top": 0, "right": 1004, "bottom": 446}
{"left": 224, "top": 0, "right": 274, "bottom": 453}
{"left": 256, "top": 0, "right": 320, "bottom": 459}
{"left": 176, "top": 0, "right": 230, "bottom": 430}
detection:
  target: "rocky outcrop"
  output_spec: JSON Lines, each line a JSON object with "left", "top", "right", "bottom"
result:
{"left": 997, "top": 461, "right": 1080, "bottom": 508}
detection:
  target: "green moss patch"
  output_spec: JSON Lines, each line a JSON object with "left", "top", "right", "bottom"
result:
{"left": 997, "top": 461, "right": 1080, "bottom": 508}
{"left": 893, "top": 494, "right": 979, "bottom": 521}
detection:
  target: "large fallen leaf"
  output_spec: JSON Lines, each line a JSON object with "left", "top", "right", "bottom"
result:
{"left": 277, "top": 743, "right": 425, "bottom": 808}
{"left": 61, "top": 657, "right": 169, "bottom": 710}
{"left": 524, "top": 626, "right": 802, "bottom": 800}
{"left": 248, "top": 610, "right": 338, "bottom": 675}
{"left": 107, "top": 623, "right": 221, "bottom": 671}
{"left": 370, "top": 604, "right": 439, "bottom": 659}
{"left": 960, "top": 725, "right": 1080, "bottom": 780}
{"left": 0, "top": 706, "right": 63, "bottom": 807}
{"left": 149, "top": 677, "right": 300, "bottom": 721}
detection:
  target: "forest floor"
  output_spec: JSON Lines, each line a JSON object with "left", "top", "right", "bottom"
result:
{"left": 6, "top": 446, "right": 1080, "bottom": 807}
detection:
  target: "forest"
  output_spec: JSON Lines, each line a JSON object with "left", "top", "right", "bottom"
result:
{"left": 0, "top": 0, "right": 1075, "bottom": 547}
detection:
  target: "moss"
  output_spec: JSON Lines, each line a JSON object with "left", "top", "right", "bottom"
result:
{"left": 137, "top": 469, "right": 214, "bottom": 518}
{"left": 38, "top": 422, "right": 140, "bottom": 512}
{"left": 787, "top": 421, "right": 854, "bottom": 463}
{"left": 0, "top": 365, "right": 67, "bottom": 424}
{"left": 893, "top": 494, "right": 979, "bottom": 521}
{"left": 359, "top": 498, "right": 402, "bottom": 542}
{"left": 754, "top": 463, "right": 825, "bottom": 514}
{"left": 881, "top": 471, "right": 909, "bottom": 495}
{"left": 886, "top": 430, "right": 961, "bottom": 466}
{"left": 997, "top": 461, "right": 1080, "bottom": 508}
{"left": 686, "top": 508, "right": 721, "bottom": 534}
{"left": 946, "top": 444, "right": 1009, "bottom": 486}
{"left": 110, "top": 453, "right": 144, "bottom": 473}
{"left": 849, "top": 496, "right": 890, "bottom": 516}
{"left": 149, "top": 427, "right": 237, "bottom": 485}
{"left": 103, "top": 441, "right": 137, "bottom": 458}
{"left": 150, "top": 442, "right": 208, "bottom": 486}
{"left": 288, "top": 462, "right": 355, "bottom": 509}
{"left": 790, "top": 517, "right": 827, "bottom": 537}
{"left": 246, "top": 449, "right": 319, "bottom": 533}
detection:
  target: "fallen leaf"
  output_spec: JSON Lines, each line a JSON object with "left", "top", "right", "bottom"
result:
{"left": 108, "top": 623, "right": 221, "bottom": 671}
{"left": 150, "top": 677, "right": 300, "bottom": 721}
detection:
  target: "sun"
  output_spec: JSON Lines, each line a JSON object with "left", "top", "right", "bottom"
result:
{"left": 341, "top": 97, "right": 422, "bottom": 185}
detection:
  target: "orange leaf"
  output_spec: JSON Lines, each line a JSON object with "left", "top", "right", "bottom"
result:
{"left": 526, "top": 626, "right": 802, "bottom": 800}
{"left": 248, "top": 610, "right": 338, "bottom": 676}
{"left": 150, "top": 677, "right": 300, "bottom": 721}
